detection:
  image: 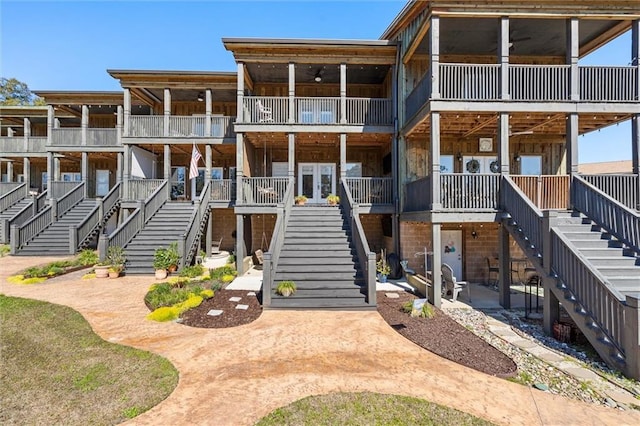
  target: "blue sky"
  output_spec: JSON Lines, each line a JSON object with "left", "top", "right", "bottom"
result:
{"left": 1, "top": 0, "right": 634, "bottom": 164}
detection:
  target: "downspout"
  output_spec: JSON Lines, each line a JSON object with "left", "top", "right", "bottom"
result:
{"left": 392, "top": 40, "right": 402, "bottom": 255}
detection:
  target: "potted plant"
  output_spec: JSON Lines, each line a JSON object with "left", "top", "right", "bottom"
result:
{"left": 376, "top": 249, "right": 391, "bottom": 283}
{"left": 106, "top": 246, "right": 126, "bottom": 275}
{"left": 326, "top": 194, "right": 340, "bottom": 205}
{"left": 94, "top": 262, "right": 110, "bottom": 279}
{"left": 275, "top": 280, "right": 297, "bottom": 297}
{"left": 165, "top": 242, "right": 181, "bottom": 273}
{"left": 153, "top": 247, "right": 170, "bottom": 280}
{"left": 294, "top": 195, "right": 308, "bottom": 206}
{"left": 108, "top": 264, "right": 124, "bottom": 278}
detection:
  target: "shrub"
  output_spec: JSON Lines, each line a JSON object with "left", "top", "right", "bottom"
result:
{"left": 200, "top": 289, "right": 214, "bottom": 299}
{"left": 420, "top": 303, "right": 435, "bottom": 319}
{"left": 77, "top": 249, "right": 99, "bottom": 266}
{"left": 146, "top": 306, "right": 180, "bottom": 322}
{"left": 402, "top": 301, "right": 413, "bottom": 314}
{"left": 226, "top": 254, "right": 235, "bottom": 264}
{"left": 176, "top": 295, "right": 203, "bottom": 312}
{"left": 179, "top": 264, "right": 204, "bottom": 278}
{"left": 221, "top": 274, "right": 235, "bottom": 283}
{"left": 275, "top": 281, "right": 297, "bottom": 296}
{"left": 106, "top": 246, "right": 126, "bottom": 268}
{"left": 210, "top": 265, "right": 237, "bottom": 280}
{"left": 7, "top": 275, "right": 47, "bottom": 285}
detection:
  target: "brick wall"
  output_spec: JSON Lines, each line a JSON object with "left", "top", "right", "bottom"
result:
{"left": 210, "top": 208, "right": 236, "bottom": 252}
{"left": 250, "top": 214, "right": 276, "bottom": 255}
{"left": 360, "top": 214, "right": 386, "bottom": 255}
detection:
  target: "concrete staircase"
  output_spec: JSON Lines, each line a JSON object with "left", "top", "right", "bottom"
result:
{"left": 124, "top": 202, "right": 195, "bottom": 275}
{"left": 0, "top": 198, "right": 33, "bottom": 243}
{"left": 271, "top": 205, "right": 369, "bottom": 309}
{"left": 17, "top": 199, "right": 98, "bottom": 255}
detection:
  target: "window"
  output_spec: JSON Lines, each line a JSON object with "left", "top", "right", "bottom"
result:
{"left": 520, "top": 155, "right": 542, "bottom": 175}
{"left": 211, "top": 167, "right": 223, "bottom": 180}
{"left": 440, "top": 155, "right": 454, "bottom": 173}
{"left": 344, "top": 163, "right": 362, "bottom": 177}
{"left": 271, "top": 162, "right": 288, "bottom": 177}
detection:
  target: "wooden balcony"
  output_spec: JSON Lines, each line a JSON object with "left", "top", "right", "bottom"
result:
{"left": 346, "top": 177, "right": 393, "bottom": 205}
{"left": 241, "top": 96, "right": 393, "bottom": 126}
{"left": 240, "top": 177, "right": 290, "bottom": 205}
{"left": 0, "top": 137, "right": 47, "bottom": 155}
{"left": 127, "top": 115, "right": 235, "bottom": 139}
{"left": 50, "top": 128, "right": 119, "bottom": 147}
{"left": 210, "top": 179, "right": 234, "bottom": 202}
{"left": 581, "top": 174, "right": 639, "bottom": 211}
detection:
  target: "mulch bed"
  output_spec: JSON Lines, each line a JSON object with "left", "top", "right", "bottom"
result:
{"left": 179, "top": 289, "right": 262, "bottom": 328}
{"left": 377, "top": 291, "right": 517, "bottom": 378}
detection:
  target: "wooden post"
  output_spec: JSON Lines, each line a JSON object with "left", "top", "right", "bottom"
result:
{"left": 236, "top": 62, "right": 245, "bottom": 122}
{"left": 340, "top": 63, "right": 347, "bottom": 124}
{"left": 116, "top": 153, "right": 123, "bottom": 183}
{"left": 566, "top": 113, "right": 579, "bottom": 210}
{"left": 623, "top": 294, "right": 640, "bottom": 380}
{"left": 236, "top": 133, "right": 244, "bottom": 203}
{"left": 340, "top": 133, "right": 347, "bottom": 179}
{"left": 498, "top": 221, "right": 511, "bottom": 308}
{"left": 632, "top": 21, "right": 640, "bottom": 209}
{"left": 206, "top": 212, "right": 213, "bottom": 257}
{"left": 116, "top": 105, "right": 123, "bottom": 146}
{"left": 7, "top": 128, "right": 14, "bottom": 137}
{"left": 54, "top": 157, "right": 60, "bottom": 181}
{"left": 205, "top": 144, "right": 212, "bottom": 181}
{"left": 163, "top": 89, "right": 171, "bottom": 137}
{"left": 81, "top": 152, "right": 88, "bottom": 197}
{"left": 429, "top": 15, "right": 440, "bottom": 99}
{"left": 23, "top": 117, "right": 30, "bottom": 153}
{"left": 288, "top": 62, "right": 295, "bottom": 123}
{"left": 430, "top": 112, "right": 442, "bottom": 209}
{"left": 236, "top": 214, "right": 246, "bottom": 274}
{"left": 288, "top": 133, "right": 295, "bottom": 179}
{"left": 163, "top": 144, "right": 171, "bottom": 180}
{"left": 499, "top": 112, "right": 510, "bottom": 174}
{"left": 205, "top": 89, "right": 212, "bottom": 136}
{"left": 6, "top": 161, "right": 13, "bottom": 183}
{"left": 499, "top": 17, "right": 510, "bottom": 100}
{"left": 542, "top": 210, "right": 560, "bottom": 335}
{"left": 123, "top": 88, "right": 131, "bottom": 137}
{"left": 23, "top": 157, "right": 30, "bottom": 192}
{"left": 122, "top": 145, "right": 131, "bottom": 198}
{"left": 567, "top": 18, "right": 579, "bottom": 101}
{"left": 46, "top": 151, "right": 54, "bottom": 198}
{"left": 81, "top": 105, "right": 89, "bottom": 146}
{"left": 431, "top": 222, "right": 442, "bottom": 307}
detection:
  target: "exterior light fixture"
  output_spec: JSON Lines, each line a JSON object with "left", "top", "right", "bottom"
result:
{"left": 197, "top": 92, "right": 204, "bottom": 102}
{"left": 314, "top": 70, "right": 323, "bottom": 83}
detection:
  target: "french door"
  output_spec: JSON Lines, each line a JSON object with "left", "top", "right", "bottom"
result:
{"left": 297, "top": 163, "right": 335, "bottom": 204}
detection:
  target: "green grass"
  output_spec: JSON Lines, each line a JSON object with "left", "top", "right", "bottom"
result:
{"left": 0, "top": 295, "right": 178, "bottom": 425}
{"left": 255, "top": 392, "right": 496, "bottom": 426}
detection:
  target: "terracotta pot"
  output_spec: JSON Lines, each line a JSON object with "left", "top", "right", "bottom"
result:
{"left": 280, "top": 288, "right": 292, "bottom": 297}
{"left": 108, "top": 271, "right": 120, "bottom": 279}
{"left": 95, "top": 266, "right": 109, "bottom": 278}
{"left": 155, "top": 269, "right": 168, "bottom": 280}
{"left": 168, "top": 265, "right": 177, "bottom": 273}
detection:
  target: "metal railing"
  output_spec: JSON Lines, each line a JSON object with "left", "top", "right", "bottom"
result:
{"left": 10, "top": 205, "right": 52, "bottom": 254}
{"left": 241, "top": 177, "right": 289, "bottom": 205}
{"left": 502, "top": 176, "right": 543, "bottom": 254}
{"left": 510, "top": 65, "right": 570, "bottom": 101}
{"left": 243, "top": 96, "right": 290, "bottom": 124}
{"left": 210, "top": 179, "right": 233, "bottom": 201}
{"left": 580, "top": 66, "right": 638, "bottom": 102}
{"left": 405, "top": 72, "right": 432, "bottom": 122}
{"left": 440, "top": 63, "right": 501, "bottom": 100}
{"left": 441, "top": 174, "right": 500, "bottom": 210}
{"left": 346, "top": 177, "right": 393, "bottom": 204}
{"left": 129, "top": 116, "right": 164, "bottom": 137}
{"left": 572, "top": 175, "right": 640, "bottom": 253}
{"left": 181, "top": 180, "right": 211, "bottom": 268}
{"left": 511, "top": 175, "right": 570, "bottom": 210}
{"left": 341, "top": 178, "right": 376, "bottom": 305}
{"left": 404, "top": 176, "right": 431, "bottom": 212}
{"left": 56, "top": 182, "right": 85, "bottom": 218}
{"left": 345, "top": 98, "right": 393, "bottom": 126}
{"left": 51, "top": 128, "right": 82, "bottom": 146}
{"left": 0, "top": 183, "right": 26, "bottom": 210}
{"left": 262, "top": 177, "right": 295, "bottom": 307}
{"left": 50, "top": 181, "right": 81, "bottom": 199}
{"left": 125, "top": 179, "right": 164, "bottom": 200}
{"left": 295, "top": 97, "right": 340, "bottom": 124}
{"left": 581, "top": 174, "right": 639, "bottom": 211}
{"left": 87, "top": 128, "right": 118, "bottom": 146}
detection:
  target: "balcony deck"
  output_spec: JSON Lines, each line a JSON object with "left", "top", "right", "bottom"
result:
{"left": 0, "top": 137, "right": 48, "bottom": 157}
{"left": 126, "top": 116, "right": 235, "bottom": 142}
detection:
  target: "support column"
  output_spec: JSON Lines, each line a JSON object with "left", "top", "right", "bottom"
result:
{"left": 123, "top": 88, "right": 131, "bottom": 137}
{"left": 339, "top": 133, "right": 347, "bottom": 179}
{"left": 6, "top": 161, "right": 13, "bottom": 182}
{"left": 54, "top": 157, "right": 61, "bottom": 181}
{"left": 23, "top": 117, "right": 31, "bottom": 153}
{"left": 288, "top": 133, "right": 295, "bottom": 178}
{"left": 430, "top": 112, "right": 441, "bottom": 209}
{"left": 47, "top": 105, "right": 54, "bottom": 152}
{"left": 81, "top": 152, "right": 88, "bottom": 197}
{"left": 499, "top": 112, "right": 510, "bottom": 174}
{"left": 23, "top": 157, "right": 30, "bottom": 191}
{"left": 163, "top": 144, "right": 171, "bottom": 180}
{"left": 499, "top": 17, "right": 510, "bottom": 100}
{"left": 116, "top": 152, "right": 123, "bottom": 183}
{"left": 542, "top": 210, "right": 560, "bottom": 334}
{"left": 206, "top": 213, "right": 213, "bottom": 256}
{"left": 123, "top": 145, "right": 131, "bottom": 198}
{"left": 205, "top": 144, "right": 212, "bottom": 181}
{"left": 543, "top": 285, "right": 561, "bottom": 335}
{"left": 46, "top": 152, "right": 54, "bottom": 196}
{"left": 236, "top": 133, "right": 244, "bottom": 203}
{"left": 567, "top": 18, "right": 579, "bottom": 101}
{"left": 566, "top": 113, "right": 579, "bottom": 176}
{"left": 163, "top": 89, "right": 171, "bottom": 137}
{"left": 429, "top": 15, "right": 440, "bottom": 99}
{"left": 431, "top": 223, "right": 442, "bottom": 308}
{"left": 288, "top": 62, "right": 295, "bottom": 123}
{"left": 116, "top": 105, "right": 123, "bottom": 146}
{"left": 236, "top": 214, "right": 246, "bottom": 274}
{"left": 498, "top": 221, "right": 511, "bottom": 308}
{"left": 236, "top": 63, "right": 245, "bottom": 122}
{"left": 81, "top": 105, "right": 89, "bottom": 146}
{"left": 340, "top": 63, "right": 347, "bottom": 124}
{"left": 205, "top": 89, "right": 212, "bottom": 136}
{"left": 632, "top": 21, "right": 640, "bottom": 209}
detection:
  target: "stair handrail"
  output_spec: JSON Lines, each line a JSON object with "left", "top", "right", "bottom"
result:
{"left": 502, "top": 176, "right": 544, "bottom": 256}
{"left": 10, "top": 204, "right": 52, "bottom": 254}
{"left": 549, "top": 226, "right": 628, "bottom": 366}
{"left": 1, "top": 199, "right": 36, "bottom": 244}
{"left": 262, "top": 176, "right": 294, "bottom": 307}
{"left": 55, "top": 182, "right": 85, "bottom": 219}
{"left": 0, "top": 182, "right": 27, "bottom": 212}
{"left": 181, "top": 180, "right": 212, "bottom": 267}
{"left": 341, "top": 177, "right": 376, "bottom": 305}
{"left": 572, "top": 175, "right": 640, "bottom": 253}
{"left": 36, "top": 190, "right": 48, "bottom": 212}
{"left": 101, "top": 182, "right": 121, "bottom": 218}
{"left": 71, "top": 202, "right": 102, "bottom": 254}
{"left": 143, "top": 180, "right": 169, "bottom": 225}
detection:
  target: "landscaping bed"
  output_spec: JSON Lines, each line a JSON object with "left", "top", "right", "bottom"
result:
{"left": 180, "top": 289, "right": 262, "bottom": 328}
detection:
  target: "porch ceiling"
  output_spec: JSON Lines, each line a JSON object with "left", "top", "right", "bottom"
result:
{"left": 244, "top": 132, "right": 392, "bottom": 148}
{"left": 56, "top": 151, "right": 119, "bottom": 163}
{"left": 406, "top": 112, "right": 633, "bottom": 141}
{"left": 133, "top": 143, "right": 236, "bottom": 157}
{"left": 245, "top": 63, "right": 391, "bottom": 85}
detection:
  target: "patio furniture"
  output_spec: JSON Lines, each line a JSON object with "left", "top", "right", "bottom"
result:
{"left": 441, "top": 263, "right": 470, "bottom": 302}
{"left": 486, "top": 257, "right": 499, "bottom": 286}
{"left": 256, "top": 100, "right": 273, "bottom": 122}
{"left": 211, "top": 236, "right": 223, "bottom": 254}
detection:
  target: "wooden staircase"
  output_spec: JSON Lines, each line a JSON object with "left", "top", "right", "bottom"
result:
{"left": 0, "top": 198, "right": 33, "bottom": 243}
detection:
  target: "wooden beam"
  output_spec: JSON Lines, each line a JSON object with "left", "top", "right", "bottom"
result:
{"left": 244, "top": 71, "right": 254, "bottom": 92}
{"left": 403, "top": 13, "right": 431, "bottom": 64}
{"left": 462, "top": 115, "right": 498, "bottom": 138}
{"left": 129, "top": 88, "right": 157, "bottom": 107}
{"left": 580, "top": 20, "right": 631, "bottom": 57}
{"left": 55, "top": 105, "right": 81, "bottom": 117}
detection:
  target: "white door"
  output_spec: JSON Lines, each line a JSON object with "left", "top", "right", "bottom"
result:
{"left": 463, "top": 156, "right": 499, "bottom": 174}
{"left": 298, "top": 163, "right": 335, "bottom": 203}
{"left": 96, "top": 170, "right": 110, "bottom": 197}
{"left": 190, "top": 168, "right": 206, "bottom": 200}
{"left": 441, "top": 230, "right": 463, "bottom": 280}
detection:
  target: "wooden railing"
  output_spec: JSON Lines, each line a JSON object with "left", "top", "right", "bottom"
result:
{"left": 502, "top": 176, "right": 543, "bottom": 253}
{"left": 143, "top": 181, "right": 169, "bottom": 226}
{"left": 51, "top": 128, "right": 82, "bottom": 146}
{"left": 580, "top": 66, "right": 638, "bottom": 102}
{"left": 441, "top": 174, "right": 500, "bottom": 210}
{"left": 295, "top": 97, "right": 340, "bottom": 124}
{"left": 405, "top": 72, "right": 432, "bottom": 121}
{"left": 180, "top": 180, "right": 211, "bottom": 268}
{"left": 404, "top": 176, "right": 431, "bottom": 212}
{"left": 243, "top": 96, "right": 290, "bottom": 124}
{"left": 346, "top": 177, "right": 393, "bottom": 204}
{"left": 87, "top": 128, "right": 118, "bottom": 146}
{"left": 71, "top": 202, "right": 101, "bottom": 253}
{"left": 10, "top": 205, "right": 52, "bottom": 254}
{"left": 128, "top": 115, "right": 235, "bottom": 138}
{"left": 30, "top": 137, "right": 47, "bottom": 151}
{"left": 341, "top": 178, "right": 376, "bottom": 305}
{"left": 262, "top": 177, "right": 295, "bottom": 307}
{"left": 50, "top": 128, "right": 118, "bottom": 146}
{"left": 36, "top": 190, "right": 48, "bottom": 212}
{"left": 510, "top": 65, "right": 570, "bottom": 101}
{"left": 125, "top": 179, "right": 164, "bottom": 200}
{"left": 345, "top": 98, "right": 393, "bottom": 125}
{"left": 101, "top": 182, "right": 121, "bottom": 217}
{"left": 440, "top": 63, "right": 501, "bottom": 100}
{"left": 0, "top": 183, "right": 26, "bottom": 209}
{"left": 0, "top": 197, "right": 35, "bottom": 244}
{"left": 212, "top": 116, "right": 236, "bottom": 137}
{"left": 210, "top": 179, "right": 233, "bottom": 201}
{"left": 129, "top": 116, "right": 164, "bottom": 137}
{"left": 56, "top": 182, "right": 84, "bottom": 218}
{"left": 581, "top": 174, "right": 639, "bottom": 211}
{"left": 511, "top": 175, "right": 570, "bottom": 210}
{"left": 169, "top": 116, "right": 207, "bottom": 137}
{"left": 241, "top": 177, "right": 289, "bottom": 205}
{"left": 550, "top": 228, "right": 626, "bottom": 362}
{"left": 572, "top": 175, "right": 640, "bottom": 253}
{"left": 0, "top": 137, "right": 47, "bottom": 153}
{"left": 50, "top": 181, "right": 81, "bottom": 199}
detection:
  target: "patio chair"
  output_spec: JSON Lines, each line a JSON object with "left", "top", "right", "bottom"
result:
{"left": 211, "top": 236, "right": 223, "bottom": 254}
{"left": 253, "top": 249, "right": 264, "bottom": 270}
{"left": 441, "top": 263, "right": 470, "bottom": 302}
{"left": 256, "top": 100, "right": 273, "bottom": 122}
{"left": 486, "top": 257, "right": 499, "bottom": 286}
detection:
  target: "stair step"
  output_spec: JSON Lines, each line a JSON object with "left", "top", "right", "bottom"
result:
{"left": 279, "top": 249, "right": 354, "bottom": 257}
{"left": 278, "top": 257, "right": 356, "bottom": 265}
{"left": 275, "top": 288, "right": 365, "bottom": 298}
{"left": 570, "top": 239, "right": 624, "bottom": 249}
{"left": 597, "top": 267, "right": 640, "bottom": 277}
{"left": 587, "top": 257, "right": 639, "bottom": 267}
{"left": 276, "top": 280, "right": 364, "bottom": 289}
{"left": 277, "top": 264, "right": 357, "bottom": 273}
{"left": 274, "top": 272, "right": 362, "bottom": 281}
{"left": 268, "top": 297, "right": 371, "bottom": 310}
{"left": 562, "top": 232, "right": 612, "bottom": 241}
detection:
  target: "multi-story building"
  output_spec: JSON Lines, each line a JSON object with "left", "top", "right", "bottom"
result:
{"left": 0, "top": 0, "right": 638, "bottom": 378}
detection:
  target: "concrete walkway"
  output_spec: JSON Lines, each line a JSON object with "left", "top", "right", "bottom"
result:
{"left": 1, "top": 255, "right": 639, "bottom": 426}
